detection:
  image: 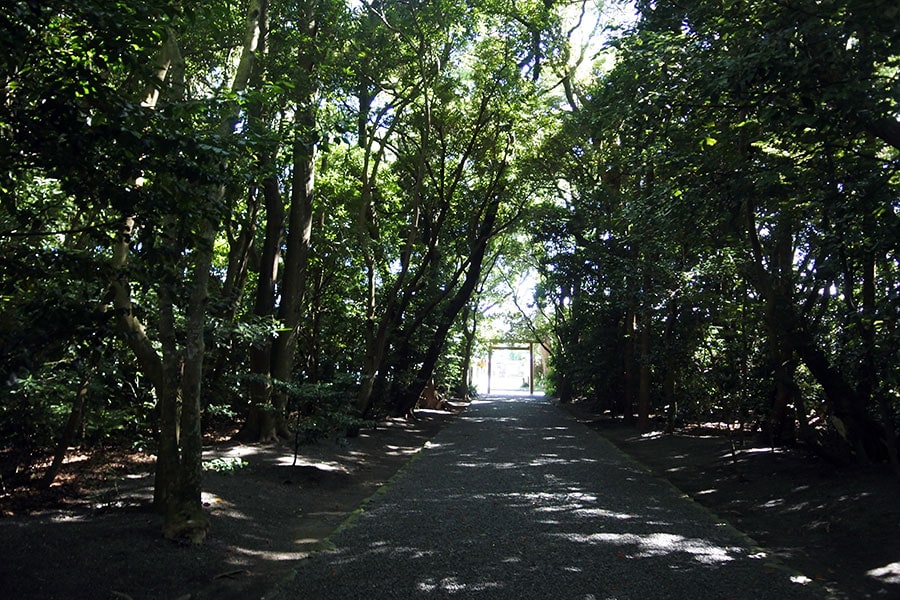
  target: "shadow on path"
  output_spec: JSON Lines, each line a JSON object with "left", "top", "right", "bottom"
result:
{"left": 270, "top": 395, "right": 824, "bottom": 599}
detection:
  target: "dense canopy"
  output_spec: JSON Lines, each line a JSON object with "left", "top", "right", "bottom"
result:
{"left": 1, "top": 0, "right": 898, "bottom": 542}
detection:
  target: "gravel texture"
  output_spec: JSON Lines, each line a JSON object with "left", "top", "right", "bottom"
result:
{"left": 268, "top": 395, "right": 825, "bottom": 600}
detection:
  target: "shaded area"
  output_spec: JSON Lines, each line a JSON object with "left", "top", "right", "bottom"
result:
{"left": 0, "top": 409, "right": 457, "bottom": 600}
{"left": 565, "top": 402, "right": 900, "bottom": 600}
{"left": 272, "top": 396, "right": 823, "bottom": 599}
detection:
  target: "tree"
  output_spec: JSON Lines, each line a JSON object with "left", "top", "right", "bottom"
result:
{"left": 534, "top": 0, "right": 900, "bottom": 463}
{"left": 352, "top": 0, "right": 551, "bottom": 418}
{"left": 239, "top": 0, "right": 349, "bottom": 442}
{"left": 1, "top": 0, "right": 273, "bottom": 541}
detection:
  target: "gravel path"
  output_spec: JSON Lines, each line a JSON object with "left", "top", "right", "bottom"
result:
{"left": 268, "top": 395, "right": 823, "bottom": 599}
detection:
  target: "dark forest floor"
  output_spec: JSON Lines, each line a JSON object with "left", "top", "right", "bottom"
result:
{"left": 562, "top": 398, "right": 900, "bottom": 600}
{"left": 0, "top": 407, "right": 461, "bottom": 600}
{"left": 2, "top": 397, "right": 899, "bottom": 599}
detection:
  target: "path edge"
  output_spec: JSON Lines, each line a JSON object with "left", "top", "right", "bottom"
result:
{"left": 261, "top": 405, "right": 468, "bottom": 600}
{"left": 550, "top": 398, "right": 834, "bottom": 600}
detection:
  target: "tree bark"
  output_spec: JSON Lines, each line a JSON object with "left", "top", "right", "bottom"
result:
{"left": 268, "top": 117, "right": 317, "bottom": 435}
{"left": 662, "top": 296, "right": 678, "bottom": 433}
{"left": 220, "top": 186, "right": 260, "bottom": 319}
{"left": 113, "top": 1, "right": 265, "bottom": 542}
{"left": 637, "top": 299, "right": 652, "bottom": 431}
{"left": 240, "top": 1, "right": 318, "bottom": 441}
{"left": 241, "top": 175, "right": 284, "bottom": 442}
{"left": 160, "top": 219, "right": 217, "bottom": 544}
{"left": 455, "top": 302, "right": 477, "bottom": 400}
{"left": 39, "top": 378, "right": 89, "bottom": 490}
{"left": 621, "top": 302, "right": 637, "bottom": 424}
{"left": 764, "top": 215, "right": 799, "bottom": 446}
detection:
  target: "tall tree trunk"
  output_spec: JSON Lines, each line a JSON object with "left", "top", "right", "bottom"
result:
{"left": 662, "top": 296, "right": 678, "bottom": 433}
{"left": 622, "top": 301, "right": 637, "bottom": 424}
{"left": 357, "top": 154, "right": 425, "bottom": 416}
{"left": 859, "top": 253, "right": 900, "bottom": 474}
{"left": 743, "top": 200, "right": 879, "bottom": 463}
{"left": 220, "top": 2, "right": 269, "bottom": 319}
{"left": 161, "top": 218, "right": 217, "bottom": 543}
{"left": 304, "top": 209, "right": 328, "bottom": 384}
{"left": 456, "top": 302, "right": 477, "bottom": 400}
{"left": 267, "top": 115, "right": 317, "bottom": 435}
{"left": 765, "top": 216, "right": 799, "bottom": 446}
{"left": 637, "top": 297, "right": 652, "bottom": 431}
{"left": 112, "top": 1, "right": 265, "bottom": 542}
{"left": 220, "top": 185, "right": 261, "bottom": 319}
{"left": 39, "top": 378, "right": 89, "bottom": 490}
{"left": 241, "top": 175, "right": 284, "bottom": 441}
{"left": 355, "top": 91, "right": 402, "bottom": 418}
{"left": 238, "top": 1, "right": 319, "bottom": 442}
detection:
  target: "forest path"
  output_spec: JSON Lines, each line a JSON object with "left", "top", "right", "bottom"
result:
{"left": 268, "top": 395, "right": 823, "bottom": 599}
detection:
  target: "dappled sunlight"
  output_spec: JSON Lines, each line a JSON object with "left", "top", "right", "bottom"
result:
{"left": 527, "top": 455, "right": 597, "bottom": 467}
{"left": 456, "top": 461, "right": 519, "bottom": 469}
{"left": 227, "top": 546, "right": 310, "bottom": 562}
{"left": 202, "top": 444, "right": 268, "bottom": 461}
{"left": 201, "top": 491, "right": 254, "bottom": 521}
{"left": 386, "top": 444, "right": 424, "bottom": 457}
{"left": 266, "top": 395, "right": 829, "bottom": 599}
{"left": 454, "top": 453, "right": 598, "bottom": 471}
{"left": 416, "top": 575, "right": 505, "bottom": 593}
{"left": 275, "top": 456, "right": 347, "bottom": 471}
{"left": 553, "top": 531, "right": 742, "bottom": 565}
{"left": 570, "top": 507, "right": 640, "bottom": 520}
{"left": 328, "top": 542, "right": 438, "bottom": 566}
{"left": 463, "top": 416, "right": 520, "bottom": 424}
{"left": 415, "top": 408, "right": 457, "bottom": 416}
{"left": 49, "top": 512, "right": 89, "bottom": 523}
{"left": 868, "top": 561, "right": 900, "bottom": 585}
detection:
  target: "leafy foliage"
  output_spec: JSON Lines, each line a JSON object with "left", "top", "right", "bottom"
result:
{"left": 2, "top": 0, "right": 897, "bottom": 536}
{"left": 531, "top": 0, "right": 900, "bottom": 465}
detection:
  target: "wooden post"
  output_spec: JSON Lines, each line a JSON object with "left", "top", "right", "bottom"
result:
{"left": 529, "top": 343, "right": 534, "bottom": 395}
{"left": 487, "top": 347, "right": 493, "bottom": 394}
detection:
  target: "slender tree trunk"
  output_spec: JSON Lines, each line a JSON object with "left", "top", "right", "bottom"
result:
{"left": 267, "top": 106, "right": 317, "bottom": 434}
{"left": 161, "top": 219, "right": 217, "bottom": 543}
{"left": 358, "top": 89, "right": 430, "bottom": 418}
{"left": 220, "top": 2, "right": 269, "bottom": 318}
{"left": 765, "top": 217, "right": 799, "bottom": 446}
{"left": 240, "top": 3, "right": 318, "bottom": 440}
{"left": 859, "top": 254, "right": 900, "bottom": 474}
{"left": 39, "top": 379, "right": 89, "bottom": 490}
{"left": 622, "top": 302, "right": 637, "bottom": 424}
{"left": 743, "top": 199, "right": 878, "bottom": 463}
{"left": 662, "top": 297, "right": 678, "bottom": 433}
{"left": 111, "top": 215, "right": 163, "bottom": 390}
{"left": 355, "top": 90, "right": 399, "bottom": 418}
{"left": 220, "top": 185, "right": 260, "bottom": 318}
{"left": 154, "top": 271, "right": 181, "bottom": 512}
{"left": 456, "top": 302, "right": 477, "bottom": 400}
{"left": 305, "top": 209, "right": 328, "bottom": 384}
{"left": 637, "top": 302, "right": 652, "bottom": 430}
{"left": 241, "top": 175, "right": 284, "bottom": 441}
{"left": 115, "top": 1, "right": 265, "bottom": 542}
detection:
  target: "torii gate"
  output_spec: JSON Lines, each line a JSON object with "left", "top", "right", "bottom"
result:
{"left": 486, "top": 342, "right": 536, "bottom": 395}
